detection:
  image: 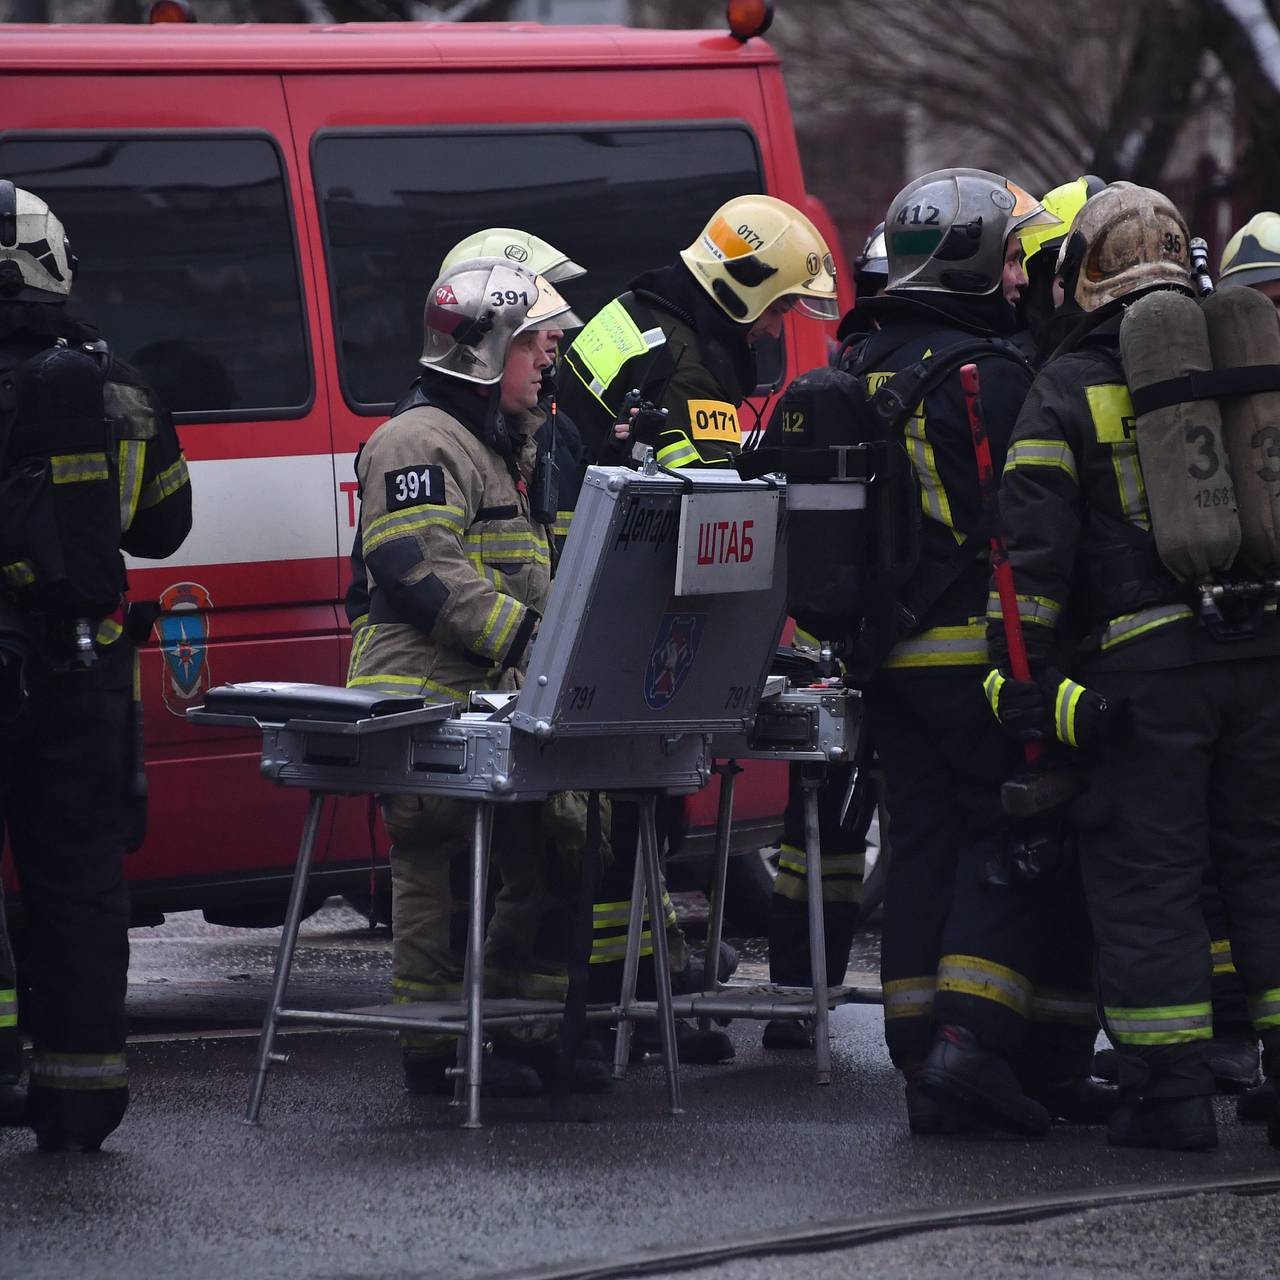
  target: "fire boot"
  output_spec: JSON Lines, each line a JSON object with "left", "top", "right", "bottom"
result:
{"left": 1105, "top": 1048, "right": 1218, "bottom": 1151}
{"left": 903, "top": 1068, "right": 989, "bottom": 1137}
{"left": 633, "top": 1018, "right": 735, "bottom": 1065}
{"left": 506, "top": 1043, "right": 613, "bottom": 1094}
{"left": 763, "top": 1018, "right": 815, "bottom": 1050}
{"left": 0, "top": 1077, "right": 27, "bottom": 1127}
{"left": 1238, "top": 1079, "right": 1277, "bottom": 1123}
{"left": 1026, "top": 1076, "right": 1121, "bottom": 1125}
{"left": 1206, "top": 1035, "right": 1262, "bottom": 1093}
{"left": 402, "top": 1051, "right": 543, "bottom": 1099}
{"left": 917, "top": 1025, "right": 1051, "bottom": 1139}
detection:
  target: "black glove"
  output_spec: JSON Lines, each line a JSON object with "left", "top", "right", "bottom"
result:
{"left": 983, "top": 667, "right": 1050, "bottom": 742}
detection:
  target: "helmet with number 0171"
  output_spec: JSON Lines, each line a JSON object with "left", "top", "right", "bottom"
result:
{"left": 1055, "top": 181, "right": 1192, "bottom": 312}
{"left": 884, "top": 168, "right": 1059, "bottom": 296}
{"left": 679, "top": 194, "right": 839, "bottom": 323}
{"left": 419, "top": 259, "right": 581, "bottom": 385}
{"left": 440, "top": 228, "right": 586, "bottom": 285}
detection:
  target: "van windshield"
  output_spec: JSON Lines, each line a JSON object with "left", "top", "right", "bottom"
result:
{"left": 313, "top": 125, "right": 779, "bottom": 412}
{"left": 0, "top": 133, "right": 311, "bottom": 421}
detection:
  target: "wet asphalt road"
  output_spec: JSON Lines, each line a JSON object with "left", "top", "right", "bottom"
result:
{"left": 1, "top": 904, "right": 1278, "bottom": 1279}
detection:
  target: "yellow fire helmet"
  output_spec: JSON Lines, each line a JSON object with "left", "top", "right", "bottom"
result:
{"left": 1219, "top": 211, "right": 1280, "bottom": 290}
{"left": 1020, "top": 174, "right": 1107, "bottom": 267}
{"left": 1055, "top": 181, "right": 1192, "bottom": 312}
{"left": 440, "top": 227, "right": 586, "bottom": 285}
{"left": 680, "top": 193, "right": 839, "bottom": 324}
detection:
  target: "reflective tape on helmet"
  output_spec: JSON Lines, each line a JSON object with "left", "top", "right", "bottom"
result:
{"left": 30, "top": 1051, "right": 127, "bottom": 1091}
{"left": 1247, "top": 987, "right": 1280, "bottom": 1029}
{"left": 1098, "top": 603, "right": 1193, "bottom": 652}
{"left": 1105, "top": 1001, "right": 1213, "bottom": 1045}
{"left": 936, "top": 953, "right": 1033, "bottom": 1017}
{"left": 883, "top": 976, "right": 935, "bottom": 1020}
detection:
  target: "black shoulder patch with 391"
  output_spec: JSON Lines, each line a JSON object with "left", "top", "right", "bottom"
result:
{"left": 384, "top": 463, "right": 445, "bottom": 512}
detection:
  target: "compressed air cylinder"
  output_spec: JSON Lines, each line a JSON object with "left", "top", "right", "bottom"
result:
{"left": 1202, "top": 285, "right": 1280, "bottom": 575}
{"left": 1119, "top": 290, "right": 1241, "bottom": 583}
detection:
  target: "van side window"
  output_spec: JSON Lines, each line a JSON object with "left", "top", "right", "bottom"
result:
{"left": 0, "top": 133, "right": 311, "bottom": 420}
{"left": 313, "top": 126, "right": 778, "bottom": 411}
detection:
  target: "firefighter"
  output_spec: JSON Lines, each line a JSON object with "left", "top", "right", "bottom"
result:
{"left": 558, "top": 194, "right": 838, "bottom": 1062}
{"left": 850, "top": 168, "right": 1077, "bottom": 1137}
{"left": 763, "top": 218, "right": 888, "bottom": 1051}
{"left": 987, "top": 182, "right": 1280, "bottom": 1151}
{"left": 0, "top": 182, "right": 192, "bottom": 1151}
{"left": 1219, "top": 211, "right": 1280, "bottom": 312}
{"left": 345, "top": 257, "right": 612, "bottom": 1098}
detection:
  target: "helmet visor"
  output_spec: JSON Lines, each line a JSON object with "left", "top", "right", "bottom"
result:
{"left": 518, "top": 274, "right": 582, "bottom": 333}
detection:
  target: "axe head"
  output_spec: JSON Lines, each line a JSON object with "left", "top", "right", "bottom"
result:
{"left": 1001, "top": 766, "right": 1080, "bottom": 818}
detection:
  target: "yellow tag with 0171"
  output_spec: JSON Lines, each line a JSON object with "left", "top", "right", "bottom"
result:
{"left": 687, "top": 399, "right": 741, "bottom": 445}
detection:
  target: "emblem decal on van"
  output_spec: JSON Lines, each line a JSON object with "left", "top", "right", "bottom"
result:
{"left": 157, "top": 580, "right": 213, "bottom": 716}
{"left": 643, "top": 611, "right": 705, "bottom": 710}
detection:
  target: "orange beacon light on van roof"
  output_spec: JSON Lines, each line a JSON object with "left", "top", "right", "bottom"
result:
{"left": 149, "top": 1, "right": 195, "bottom": 22}
{"left": 727, "top": 0, "right": 774, "bottom": 42}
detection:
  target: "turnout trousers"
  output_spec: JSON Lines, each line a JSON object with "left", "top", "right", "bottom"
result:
{"left": 1080, "top": 659, "right": 1280, "bottom": 1096}
{"left": 867, "top": 667, "right": 1069, "bottom": 1072}
{"left": 382, "top": 794, "right": 573, "bottom": 1056}
{"left": 768, "top": 760, "right": 868, "bottom": 987}
{"left": 0, "top": 640, "right": 133, "bottom": 1147}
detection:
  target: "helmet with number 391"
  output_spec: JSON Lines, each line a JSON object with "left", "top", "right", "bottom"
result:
{"left": 418, "top": 259, "right": 581, "bottom": 385}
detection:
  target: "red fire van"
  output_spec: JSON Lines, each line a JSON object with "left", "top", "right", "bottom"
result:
{"left": 0, "top": 17, "right": 836, "bottom": 925}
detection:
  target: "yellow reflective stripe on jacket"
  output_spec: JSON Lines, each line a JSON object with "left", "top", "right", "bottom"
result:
{"left": 50, "top": 451, "right": 110, "bottom": 484}
{"left": 475, "top": 592, "right": 526, "bottom": 660}
{"left": 591, "top": 931, "right": 653, "bottom": 963}
{"left": 117, "top": 439, "right": 145, "bottom": 529}
{"left": 2, "top": 561, "right": 35, "bottom": 588}
{"left": 883, "top": 976, "right": 935, "bottom": 1020}
{"left": 0, "top": 986, "right": 16, "bottom": 1029}
{"left": 137, "top": 454, "right": 188, "bottom": 512}
{"left": 364, "top": 504, "right": 466, "bottom": 555}
{"left": 566, "top": 298, "right": 666, "bottom": 406}
{"left": 936, "top": 953, "right": 1033, "bottom": 1017}
{"left": 553, "top": 512, "right": 573, "bottom": 542}
{"left": 986, "top": 591, "right": 1061, "bottom": 629}
{"left": 1086, "top": 384, "right": 1148, "bottom": 528}
{"left": 1247, "top": 987, "right": 1280, "bottom": 1029}
{"left": 884, "top": 621, "right": 987, "bottom": 669}
{"left": 1003, "top": 437, "right": 1079, "bottom": 482}
{"left": 1106, "top": 1001, "right": 1212, "bottom": 1045}
{"left": 30, "top": 1051, "right": 128, "bottom": 1090}
{"left": 1099, "top": 604, "right": 1193, "bottom": 652}
{"left": 1030, "top": 987, "right": 1097, "bottom": 1027}
{"left": 1211, "top": 938, "right": 1235, "bottom": 977}
{"left": 348, "top": 672, "right": 471, "bottom": 704}
{"left": 462, "top": 529, "right": 551, "bottom": 566}
{"left": 656, "top": 438, "right": 702, "bottom": 469}
{"left": 1054, "top": 677, "right": 1086, "bottom": 748}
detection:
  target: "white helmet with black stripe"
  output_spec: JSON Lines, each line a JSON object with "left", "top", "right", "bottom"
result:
{"left": 0, "top": 181, "right": 76, "bottom": 304}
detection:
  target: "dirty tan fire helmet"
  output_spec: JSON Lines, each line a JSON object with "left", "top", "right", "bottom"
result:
{"left": 884, "top": 168, "right": 1059, "bottom": 296}
{"left": 440, "top": 227, "right": 586, "bottom": 285}
{"left": 0, "top": 181, "right": 76, "bottom": 303}
{"left": 420, "top": 259, "right": 582, "bottom": 385}
{"left": 1218, "top": 212, "right": 1280, "bottom": 290}
{"left": 1055, "top": 181, "right": 1192, "bottom": 312}
{"left": 679, "top": 194, "right": 839, "bottom": 323}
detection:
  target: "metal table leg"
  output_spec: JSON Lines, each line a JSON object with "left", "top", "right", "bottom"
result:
{"left": 638, "top": 793, "right": 682, "bottom": 1115}
{"left": 700, "top": 760, "right": 741, "bottom": 1031}
{"left": 462, "top": 802, "right": 494, "bottom": 1129}
{"left": 613, "top": 818, "right": 646, "bottom": 1080}
{"left": 802, "top": 766, "right": 832, "bottom": 1085}
{"left": 246, "top": 791, "right": 327, "bottom": 1125}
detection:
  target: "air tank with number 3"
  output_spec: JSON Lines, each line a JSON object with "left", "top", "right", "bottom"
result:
{"left": 1202, "top": 285, "right": 1280, "bottom": 575}
{"left": 1119, "top": 289, "right": 1241, "bottom": 583}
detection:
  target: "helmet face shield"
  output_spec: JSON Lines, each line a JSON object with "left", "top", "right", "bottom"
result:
{"left": 680, "top": 194, "right": 839, "bottom": 324}
{"left": 440, "top": 227, "right": 586, "bottom": 284}
{"left": 421, "top": 260, "right": 578, "bottom": 384}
